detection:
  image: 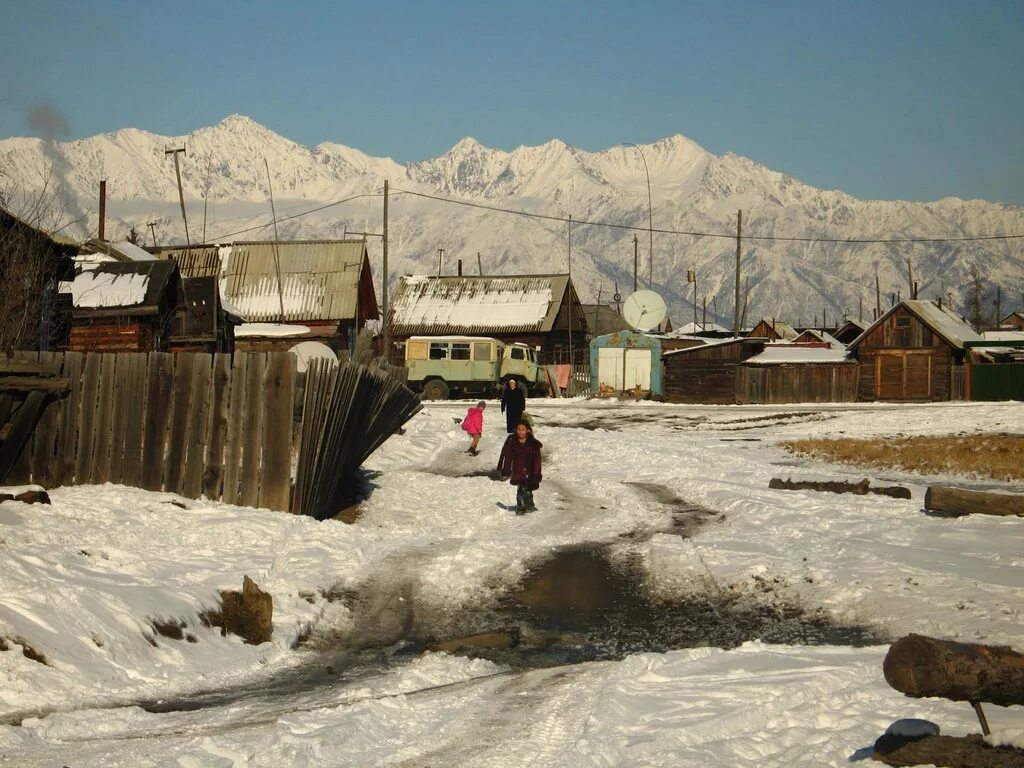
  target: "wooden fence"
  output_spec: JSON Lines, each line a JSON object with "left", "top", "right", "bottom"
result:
{"left": 4, "top": 350, "right": 423, "bottom": 517}
{"left": 736, "top": 363, "right": 860, "bottom": 404}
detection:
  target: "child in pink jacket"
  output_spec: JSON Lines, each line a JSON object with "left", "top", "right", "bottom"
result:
{"left": 461, "top": 401, "right": 486, "bottom": 455}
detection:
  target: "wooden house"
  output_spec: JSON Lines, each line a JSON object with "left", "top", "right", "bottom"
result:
{"left": 847, "top": 300, "right": 982, "bottom": 401}
{"left": 662, "top": 337, "right": 766, "bottom": 403}
{"left": 155, "top": 239, "right": 378, "bottom": 353}
{"left": 793, "top": 328, "right": 845, "bottom": 349}
{"left": 999, "top": 312, "right": 1024, "bottom": 331}
{"left": 61, "top": 260, "right": 181, "bottom": 352}
{"left": 0, "top": 206, "right": 77, "bottom": 351}
{"left": 388, "top": 274, "right": 588, "bottom": 364}
{"left": 168, "top": 276, "right": 237, "bottom": 353}
{"left": 748, "top": 319, "right": 798, "bottom": 341}
{"left": 581, "top": 303, "right": 627, "bottom": 337}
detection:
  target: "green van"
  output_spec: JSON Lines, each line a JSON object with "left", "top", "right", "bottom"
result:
{"left": 404, "top": 336, "right": 543, "bottom": 400}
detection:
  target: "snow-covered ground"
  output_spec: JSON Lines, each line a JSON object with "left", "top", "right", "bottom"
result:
{"left": 0, "top": 399, "right": 1021, "bottom": 766}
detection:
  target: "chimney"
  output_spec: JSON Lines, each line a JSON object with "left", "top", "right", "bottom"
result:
{"left": 98, "top": 180, "right": 107, "bottom": 240}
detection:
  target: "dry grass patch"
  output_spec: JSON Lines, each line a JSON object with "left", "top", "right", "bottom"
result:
{"left": 779, "top": 433, "right": 1024, "bottom": 482}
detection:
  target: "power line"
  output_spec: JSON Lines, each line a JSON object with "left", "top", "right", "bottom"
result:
{"left": 391, "top": 187, "right": 1024, "bottom": 245}
{"left": 210, "top": 192, "right": 383, "bottom": 241}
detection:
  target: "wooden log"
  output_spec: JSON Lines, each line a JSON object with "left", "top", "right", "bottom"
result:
{"left": 883, "top": 634, "right": 1024, "bottom": 707}
{"left": 769, "top": 477, "right": 912, "bottom": 499}
{"left": 924, "top": 486, "right": 1024, "bottom": 518}
{"left": 0, "top": 376, "right": 70, "bottom": 392}
{"left": 873, "top": 733, "right": 1024, "bottom": 768}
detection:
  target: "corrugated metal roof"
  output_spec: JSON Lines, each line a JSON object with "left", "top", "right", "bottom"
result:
{"left": 155, "top": 240, "right": 376, "bottom": 323}
{"left": 389, "top": 274, "right": 572, "bottom": 335}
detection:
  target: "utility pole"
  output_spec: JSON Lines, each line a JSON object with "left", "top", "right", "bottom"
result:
{"left": 165, "top": 146, "right": 190, "bottom": 245}
{"left": 477, "top": 251, "right": 483, "bottom": 276}
{"left": 733, "top": 210, "right": 742, "bottom": 334}
{"left": 567, "top": 215, "right": 573, "bottom": 374}
{"left": 147, "top": 221, "right": 158, "bottom": 248}
{"left": 436, "top": 248, "right": 444, "bottom": 277}
{"left": 633, "top": 235, "right": 639, "bottom": 293}
{"left": 382, "top": 179, "right": 390, "bottom": 363}
{"left": 994, "top": 286, "right": 1001, "bottom": 328}
{"left": 741, "top": 276, "right": 750, "bottom": 331}
{"left": 875, "top": 270, "right": 882, "bottom": 318}
{"left": 907, "top": 258, "right": 915, "bottom": 299}
{"left": 264, "top": 158, "right": 286, "bottom": 323}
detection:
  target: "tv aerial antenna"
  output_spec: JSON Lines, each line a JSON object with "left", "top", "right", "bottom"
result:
{"left": 622, "top": 289, "right": 667, "bottom": 332}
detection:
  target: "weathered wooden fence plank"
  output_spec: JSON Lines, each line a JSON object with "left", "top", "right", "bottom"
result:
{"left": 56, "top": 352, "right": 84, "bottom": 486}
{"left": 0, "top": 390, "right": 46, "bottom": 484}
{"left": 202, "top": 353, "right": 232, "bottom": 501}
{"left": 119, "top": 354, "right": 147, "bottom": 488}
{"left": 181, "top": 353, "right": 213, "bottom": 499}
{"left": 258, "top": 352, "right": 296, "bottom": 512}
{"left": 140, "top": 352, "right": 174, "bottom": 491}
{"left": 238, "top": 353, "right": 266, "bottom": 508}
{"left": 222, "top": 354, "right": 249, "bottom": 505}
{"left": 89, "top": 354, "right": 118, "bottom": 484}
{"left": 74, "top": 353, "right": 102, "bottom": 484}
{"left": 107, "top": 353, "right": 133, "bottom": 485}
{"left": 164, "top": 353, "right": 196, "bottom": 495}
{"left": 29, "top": 352, "right": 62, "bottom": 487}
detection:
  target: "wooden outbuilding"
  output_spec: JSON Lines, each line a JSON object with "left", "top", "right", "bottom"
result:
{"left": 60, "top": 260, "right": 181, "bottom": 352}
{"left": 155, "top": 239, "right": 378, "bottom": 354}
{"left": 999, "top": 311, "right": 1024, "bottom": 331}
{"left": 737, "top": 344, "right": 858, "bottom": 404}
{"left": 847, "top": 300, "right": 981, "bottom": 401}
{"left": 389, "top": 274, "right": 588, "bottom": 364}
{"left": 748, "top": 319, "right": 798, "bottom": 341}
{"left": 832, "top": 318, "right": 869, "bottom": 345}
{"left": 662, "top": 337, "right": 766, "bottom": 403}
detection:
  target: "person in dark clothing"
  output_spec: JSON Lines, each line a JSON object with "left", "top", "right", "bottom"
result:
{"left": 497, "top": 421, "right": 542, "bottom": 513}
{"left": 500, "top": 378, "right": 526, "bottom": 433}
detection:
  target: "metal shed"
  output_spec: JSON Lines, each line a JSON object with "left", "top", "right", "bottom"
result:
{"left": 589, "top": 330, "right": 664, "bottom": 396}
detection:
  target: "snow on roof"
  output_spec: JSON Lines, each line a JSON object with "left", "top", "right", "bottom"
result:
{"left": 234, "top": 322, "right": 312, "bottom": 338}
{"left": 794, "top": 328, "right": 846, "bottom": 349}
{"left": 391, "top": 275, "right": 569, "bottom": 334}
{"left": 110, "top": 241, "right": 157, "bottom": 262}
{"left": 59, "top": 268, "right": 150, "bottom": 308}
{"left": 982, "top": 330, "right": 1024, "bottom": 342}
{"left": 671, "top": 321, "right": 729, "bottom": 335}
{"left": 662, "top": 336, "right": 746, "bottom": 357}
{"left": 744, "top": 344, "right": 851, "bottom": 365}
{"left": 904, "top": 300, "right": 982, "bottom": 348}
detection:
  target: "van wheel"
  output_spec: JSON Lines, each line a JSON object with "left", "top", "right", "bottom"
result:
{"left": 422, "top": 379, "right": 450, "bottom": 400}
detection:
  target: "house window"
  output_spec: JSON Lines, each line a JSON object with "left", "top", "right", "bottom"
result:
{"left": 429, "top": 342, "right": 449, "bottom": 360}
{"left": 451, "top": 343, "right": 471, "bottom": 360}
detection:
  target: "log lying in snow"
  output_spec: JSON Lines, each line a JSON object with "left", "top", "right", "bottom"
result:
{"left": 924, "top": 486, "right": 1024, "bottom": 518}
{"left": 768, "top": 477, "right": 911, "bottom": 499}
{"left": 883, "top": 634, "right": 1024, "bottom": 707}
{"left": 872, "top": 733, "right": 1024, "bottom": 768}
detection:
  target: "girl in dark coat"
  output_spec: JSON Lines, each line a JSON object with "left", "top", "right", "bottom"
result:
{"left": 497, "top": 421, "right": 542, "bottom": 513}
{"left": 500, "top": 378, "right": 526, "bottom": 433}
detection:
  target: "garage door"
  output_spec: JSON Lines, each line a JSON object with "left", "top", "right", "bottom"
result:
{"left": 598, "top": 347, "right": 624, "bottom": 390}
{"left": 624, "top": 349, "right": 652, "bottom": 390}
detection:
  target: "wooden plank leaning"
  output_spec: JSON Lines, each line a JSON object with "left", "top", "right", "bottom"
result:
{"left": 140, "top": 352, "right": 174, "bottom": 491}
{"left": 0, "top": 391, "right": 47, "bottom": 484}
{"left": 90, "top": 354, "right": 117, "bottom": 484}
{"left": 180, "top": 353, "right": 213, "bottom": 499}
{"left": 119, "top": 354, "right": 147, "bottom": 489}
{"left": 74, "top": 353, "right": 102, "bottom": 485}
{"left": 238, "top": 353, "right": 266, "bottom": 509}
{"left": 56, "top": 351, "right": 84, "bottom": 486}
{"left": 202, "top": 353, "right": 232, "bottom": 501}
{"left": 222, "top": 354, "right": 249, "bottom": 506}
{"left": 258, "top": 351, "right": 295, "bottom": 512}
{"left": 164, "top": 353, "right": 196, "bottom": 495}
{"left": 107, "top": 353, "right": 133, "bottom": 485}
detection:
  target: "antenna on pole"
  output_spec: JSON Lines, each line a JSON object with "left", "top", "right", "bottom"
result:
{"left": 147, "top": 221, "right": 159, "bottom": 248}
{"left": 164, "top": 146, "right": 190, "bottom": 245}
{"left": 264, "top": 157, "right": 286, "bottom": 323}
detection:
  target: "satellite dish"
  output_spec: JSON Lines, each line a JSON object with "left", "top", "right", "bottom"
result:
{"left": 622, "top": 290, "right": 667, "bottom": 331}
{"left": 290, "top": 341, "right": 337, "bottom": 373}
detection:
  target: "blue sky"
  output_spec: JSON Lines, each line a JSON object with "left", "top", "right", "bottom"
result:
{"left": 2, "top": 0, "right": 1022, "bottom": 204}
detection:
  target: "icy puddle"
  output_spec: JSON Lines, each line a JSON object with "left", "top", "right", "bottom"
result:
{"left": 432, "top": 544, "right": 886, "bottom": 668}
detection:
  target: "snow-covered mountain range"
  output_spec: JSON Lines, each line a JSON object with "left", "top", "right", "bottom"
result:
{"left": 2, "top": 114, "right": 1021, "bottom": 326}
